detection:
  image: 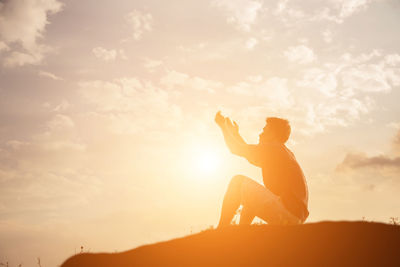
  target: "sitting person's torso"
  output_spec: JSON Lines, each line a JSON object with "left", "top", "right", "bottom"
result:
{"left": 259, "top": 143, "right": 309, "bottom": 221}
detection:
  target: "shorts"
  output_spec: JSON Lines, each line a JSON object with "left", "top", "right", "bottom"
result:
{"left": 240, "top": 175, "right": 303, "bottom": 225}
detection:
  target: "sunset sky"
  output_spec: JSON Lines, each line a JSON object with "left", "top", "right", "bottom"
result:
{"left": 1, "top": 0, "right": 400, "bottom": 265}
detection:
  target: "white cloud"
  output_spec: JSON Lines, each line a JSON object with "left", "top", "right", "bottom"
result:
{"left": 125, "top": 10, "right": 153, "bottom": 40}
{"left": 300, "top": 96, "right": 374, "bottom": 135}
{"left": 212, "top": 0, "right": 262, "bottom": 31}
{"left": 284, "top": 45, "right": 316, "bottom": 64}
{"left": 245, "top": 37, "right": 258, "bottom": 50}
{"left": 92, "top": 47, "right": 127, "bottom": 61}
{"left": 384, "top": 54, "right": 400, "bottom": 67}
{"left": 118, "top": 49, "right": 128, "bottom": 60}
{"left": 160, "top": 70, "right": 189, "bottom": 88}
{"left": 189, "top": 77, "right": 221, "bottom": 93}
{"left": 78, "top": 78, "right": 183, "bottom": 135}
{"left": 385, "top": 68, "right": 400, "bottom": 87}
{"left": 273, "top": 0, "right": 305, "bottom": 21}
{"left": 275, "top": 0, "right": 289, "bottom": 14}
{"left": 53, "top": 100, "right": 71, "bottom": 111}
{"left": 246, "top": 75, "right": 263, "bottom": 83}
{"left": 4, "top": 113, "right": 86, "bottom": 157}
{"left": 160, "top": 70, "right": 222, "bottom": 93}
{"left": 47, "top": 114, "right": 75, "bottom": 130}
{"left": 338, "top": 0, "right": 369, "bottom": 19}
{"left": 144, "top": 58, "right": 163, "bottom": 72}
{"left": 311, "top": 0, "right": 372, "bottom": 23}
{"left": 0, "top": 0, "right": 63, "bottom": 67}
{"left": 92, "top": 47, "right": 117, "bottom": 61}
{"left": 298, "top": 68, "right": 338, "bottom": 97}
{"left": 227, "top": 76, "right": 293, "bottom": 110}
{"left": 258, "top": 77, "right": 293, "bottom": 109}
{"left": 4, "top": 49, "right": 46, "bottom": 67}
{"left": 78, "top": 80, "right": 123, "bottom": 112}
{"left": 293, "top": 49, "right": 400, "bottom": 134}
{"left": 322, "top": 29, "right": 333, "bottom": 43}
{"left": 298, "top": 50, "right": 399, "bottom": 98}
{"left": 341, "top": 64, "right": 392, "bottom": 93}
{"left": 387, "top": 122, "right": 400, "bottom": 130}
{"left": 38, "top": 70, "right": 63, "bottom": 80}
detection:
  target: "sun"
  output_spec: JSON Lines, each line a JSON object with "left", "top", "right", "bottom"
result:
{"left": 183, "top": 142, "right": 222, "bottom": 175}
{"left": 180, "top": 139, "right": 224, "bottom": 179}
{"left": 195, "top": 149, "right": 220, "bottom": 173}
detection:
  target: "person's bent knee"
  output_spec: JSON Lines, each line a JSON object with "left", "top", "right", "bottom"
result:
{"left": 229, "top": 175, "right": 248, "bottom": 193}
{"left": 229, "top": 175, "right": 246, "bottom": 188}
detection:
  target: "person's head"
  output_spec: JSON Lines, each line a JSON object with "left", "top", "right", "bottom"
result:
{"left": 259, "top": 117, "right": 291, "bottom": 144}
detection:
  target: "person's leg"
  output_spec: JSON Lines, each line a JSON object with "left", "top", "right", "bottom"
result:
{"left": 218, "top": 175, "right": 291, "bottom": 227}
{"left": 239, "top": 177, "right": 283, "bottom": 225}
{"left": 217, "top": 175, "right": 246, "bottom": 228}
{"left": 238, "top": 205, "right": 256, "bottom": 225}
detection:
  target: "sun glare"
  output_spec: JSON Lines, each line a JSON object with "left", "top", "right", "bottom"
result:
{"left": 195, "top": 150, "right": 220, "bottom": 173}
{"left": 184, "top": 143, "right": 222, "bottom": 176}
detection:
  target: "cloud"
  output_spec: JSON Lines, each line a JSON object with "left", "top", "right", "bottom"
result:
{"left": 294, "top": 48, "right": 400, "bottom": 135}
{"left": 0, "top": 113, "right": 86, "bottom": 177}
{"left": 337, "top": 0, "right": 370, "bottom": 19}
{"left": 267, "top": 0, "right": 373, "bottom": 25}
{"left": 0, "top": 41, "right": 10, "bottom": 53}
{"left": 307, "top": 50, "right": 400, "bottom": 96}
{"left": 311, "top": 0, "right": 372, "bottom": 24}
{"left": 28, "top": 114, "right": 86, "bottom": 152}
{"left": 273, "top": 0, "right": 305, "bottom": 21}
{"left": 300, "top": 96, "right": 373, "bottom": 136}
{"left": 144, "top": 58, "right": 163, "bottom": 72}
{"left": 0, "top": 0, "right": 63, "bottom": 67}
{"left": 393, "top": 130, "right": 400, "bottom": 154}
{"left": 125, "top": 10, "right": 153, "bottom": 40}
{"left": 337, "top": 130, "right": 400, "bottom": 172}
{"left": 322, "top": 29, "right": 333, "bottom": 43}
{"left": 245, "top": 37, "right": 258, "bottom": 50}
{"left": 341, "top": 64, "right": 392, "bottom": 93}
{"left": 284, "top": 45, "right": 316, "bottom": 64}
{"left": 297, "top": 68, "right": 337, "bottom": 97}
{"left": 47, "top": 114, "right": 74, "bottom": 130}
{"left": 92, "top": 47, "right": 117, "bottom": 61}
{"left": 78, "top": 77, "right": 183, "bottom": 135}
{"left": 212, "top": 0, "right": 262, "bottom": 31}
{"left": 3, "top": 49, "right": 47, "bottom": 67}
{"left": 78, "top": 80, "right": 125, "bottom": 112}
{"left": 92, "top": 47, "right": 127, "bottom": 61}
{"left": 337, "top": 152, "right": 400, "bottom": 171}
{"left": 38, "top": 70, "right": 63, "bottom": 80}
{"left": 385, "top": 54, "right": 400, "bottom": 67}
{"left": 53, "top": 100, "right": 71, "bottom": 112}
{"left": 227, "top": 76, "right": 293, "bottom": 110}
{"left": 160, "top": 70, "right": 222, "bottom": 93}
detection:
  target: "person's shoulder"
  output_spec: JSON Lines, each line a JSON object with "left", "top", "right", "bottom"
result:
{"left": 283, "top": 146, "right": 301, "bottom": 164}
{"left": 257, "top": 142, "right": 285, "bottom": 154}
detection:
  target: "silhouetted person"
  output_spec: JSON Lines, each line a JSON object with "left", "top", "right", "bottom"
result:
{"left": 215, "top": 111, "right": 309, "bottom": 227}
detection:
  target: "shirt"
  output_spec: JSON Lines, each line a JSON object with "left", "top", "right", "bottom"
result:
{"left": 242, "top": 143, "right": 309, "bottom": 221}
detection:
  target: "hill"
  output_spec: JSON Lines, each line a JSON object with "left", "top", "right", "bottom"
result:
{"left": 61, "top": 221, "right": 400, "bottom": 266}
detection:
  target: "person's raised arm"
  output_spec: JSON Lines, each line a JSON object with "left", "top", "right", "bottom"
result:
{"left": 214, "top": 111, "right": 247, "bottom": 156}
{"left": 215, "top": 111, "right": 266, "bottom": 167}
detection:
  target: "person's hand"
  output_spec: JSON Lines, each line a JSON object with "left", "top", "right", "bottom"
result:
{"left": 226, "top": 118, "right": 239, "bottom": 134}
{"left": 214, "top": 111, "right": 226, "bottom": 127}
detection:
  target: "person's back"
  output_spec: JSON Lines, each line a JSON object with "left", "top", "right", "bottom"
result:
{"left": 257, "top": 143, "right": 309, "bottom": 222}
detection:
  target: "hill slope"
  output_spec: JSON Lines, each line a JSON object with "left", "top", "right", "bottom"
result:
{"left": 61, "top": 221, "right": 400, "bottom": 267}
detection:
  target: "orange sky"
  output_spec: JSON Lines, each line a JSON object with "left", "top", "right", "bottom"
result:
{"left": 1, "top": 0, "right": 400, "bottom": 266}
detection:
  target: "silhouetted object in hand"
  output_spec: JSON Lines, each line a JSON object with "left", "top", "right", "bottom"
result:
{"left": 215, "top": 111, "right": 309, "bottom": 227}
